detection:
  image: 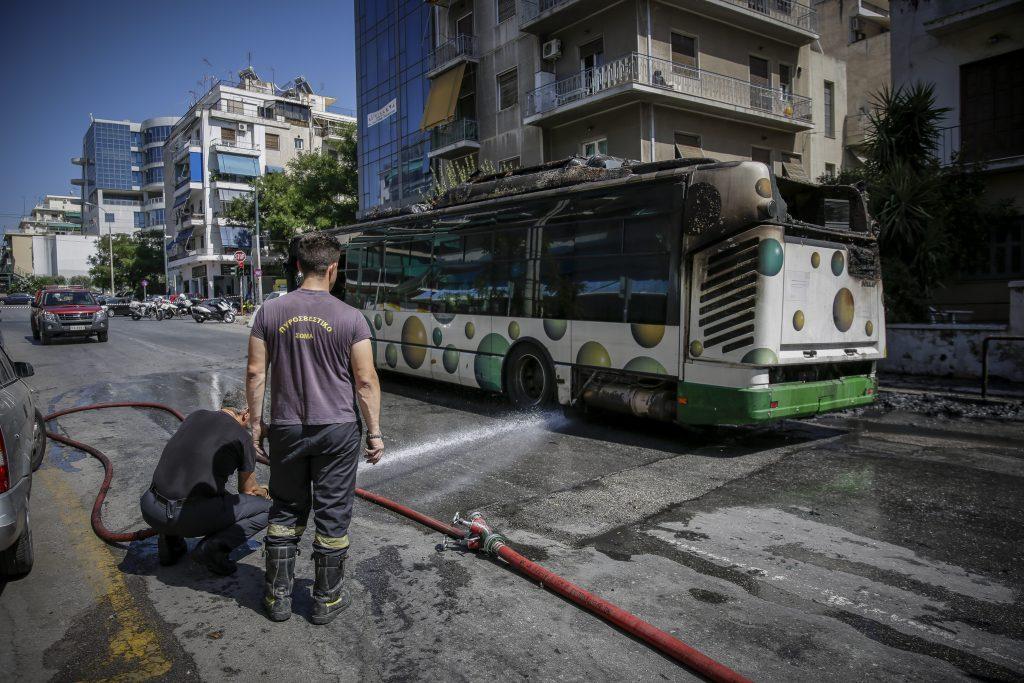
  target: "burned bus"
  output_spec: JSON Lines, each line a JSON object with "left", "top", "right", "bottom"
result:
{"left": 324, "top": 156, "right": 883, "bottom": 426}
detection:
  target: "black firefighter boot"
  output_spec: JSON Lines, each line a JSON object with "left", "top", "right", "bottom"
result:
{"left": 311, "top": 552, "right": 351, "bottom": 625}
{"left": 263, "top": 545, "right": 297, "bottom": 622}
{"left": 157, "top": 534, "right": 187, "bottom": 566}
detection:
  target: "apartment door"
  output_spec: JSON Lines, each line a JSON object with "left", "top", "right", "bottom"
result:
{"left": 456, "top": 11, "right": 473, "bottom": 37}
{"left": 749, "top": 56, "right": 771, "bottom": 111}
{"left": 580, "top": 38, "right": 604, "bottom": 93}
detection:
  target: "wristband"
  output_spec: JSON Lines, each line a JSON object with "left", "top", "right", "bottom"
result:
{"left": 366, "top": 433, "right": 384, "bottom": 441}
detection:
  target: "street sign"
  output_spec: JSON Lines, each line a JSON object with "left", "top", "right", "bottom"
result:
{"left": 234, "top": 250, "right": 246, "bottom": 264}
{"left": 254, "top": 268, "right": 262, "bottom": 277}
{"left": 141, "top": 279, "right": 148, "bottom": 287}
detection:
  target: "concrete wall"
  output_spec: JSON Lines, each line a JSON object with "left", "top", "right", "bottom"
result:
{"left": 799, "top": 49, "right": 847, "bottom": 179}
{"left": 53, "top": 235, "right": 99, "bottom": 277}
{"left": 881, "top": 324, "right": 1024, "bottom": 382}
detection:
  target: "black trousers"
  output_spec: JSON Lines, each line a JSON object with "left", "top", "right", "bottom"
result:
{"left": 140, "top": 489, "right": 270, "bottom": 550}
{"left": 265, "top": 422, "right": 361, "bottom": 559}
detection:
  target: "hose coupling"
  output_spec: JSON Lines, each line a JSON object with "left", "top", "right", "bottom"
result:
{"left": 452, "top": 511, "right": 507, "bottom": 555}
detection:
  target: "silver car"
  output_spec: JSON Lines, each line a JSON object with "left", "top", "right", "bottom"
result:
{"left": 0, "top": 347, "right": 46, "bottom": 577}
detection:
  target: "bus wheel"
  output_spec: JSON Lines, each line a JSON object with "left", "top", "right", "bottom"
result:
{"left": 505, "top": 344, "right": 555, "bottom": 409}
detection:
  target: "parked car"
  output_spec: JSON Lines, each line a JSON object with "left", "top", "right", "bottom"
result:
{"left": 0, "top": 348, "right": 46, "bottom": 577}
{"left": 1, "top": 293, "right": 33, "bottom": 306}
{"left": 247, "top": 290, "right": 286, "bottom": 327}
{"left": 30, "top": 286, "right": 109, "bottom": 345}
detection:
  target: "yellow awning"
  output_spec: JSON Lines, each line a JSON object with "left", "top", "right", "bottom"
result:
{"left": 420, "top": 62, "right": 466, "bottom": 131}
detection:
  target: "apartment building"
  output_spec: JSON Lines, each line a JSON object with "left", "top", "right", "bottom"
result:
{"left": 163, "top": 69, "right": 355, "bottom": 298}
{"left": 356, "top": 0, "right": 846, "bottom": 215}
{"left": 891, "top": 0, "right": 1023, "bottom": 321}
{"left": 16, "top": 195, "right": 83, "bottom": 235}
{"left": 72, "top": 117, "right": 177, "bottom": 237}
{"left": 814, "top": 0, "right": 891, "bottom": 167}
{"left": 1, "top": 194, "right": 98, "bottom": 280}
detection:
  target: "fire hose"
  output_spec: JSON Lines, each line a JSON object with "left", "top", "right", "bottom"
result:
{"left": 44, "top": 402, "right": 751, "bottom": 683}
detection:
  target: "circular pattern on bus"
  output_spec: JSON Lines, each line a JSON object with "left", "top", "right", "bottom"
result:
{"left": 833, "top": 288, "right": 855, "bottom": 332}
{"left": 811, "top": 252, "right": 821, "bottom": 269}
{"left": 543, "top": 319, "right": 567, "bottom": 341}
{"left": 624, "top": 357, "right": 668, "bottom": 376}
{"left": 576, "top": 341, "right": 611, "bottom": 368}
{"left": 401, "top": 316, "right": 428, "bottom": 368}
{"left": 432, "top": 327, "right": 443, "bottom": 346}
{"left": 433, "top": 312, "right": 456, "bottom": 324}
{"left": 508, "top": 321, "right": 520, "bottom": 339}
{"left": 793, "top": 310, "right": 805, "bottom": 331}
{"left": 474, "top": 333, "right": 509, "bottom": 391}
{"left": 374, "top": 314, "right": 382, "bottom": 330}
{"left": 385, "top": 344, "right": 398, "bottom": 368}
{"left": 865, "top": 320, "right": 874, "bottom": 336}
{"left": 631, "top": 323, "right": 665, "bottom": 349}
{"left": 831, "top": 250, "right": 845, "bottom": 276}
{"left": 741, "top": 348, "right": 778, "bottom": 365}
{"left": 465, "top": 321, "right": 476, "bottom": 339}
{"left": 384, "top": 310, "right": 394, "bottom": 326}
{"left": 689, "top": 340, "right": 703, "bottom": 357}
{"left": 442, "top": 345, "right": 459, "bottom": 374}
{"left": 757, "top": 238, "right": 784, "bottom": 277}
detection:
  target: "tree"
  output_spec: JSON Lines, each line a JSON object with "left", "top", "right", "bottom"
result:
{"left": 87, "top": 230, "right": 166, "bottom": 295}
{"left": 820, "top": 83, "right": 1017, "bottom": 321}
{"left": 223, "top": 133, "right": 358, "bottom": 255}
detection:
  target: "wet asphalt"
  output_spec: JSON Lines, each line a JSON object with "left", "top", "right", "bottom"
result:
{"left": 0, "top": 305, "right": 1021, "bottom": 681}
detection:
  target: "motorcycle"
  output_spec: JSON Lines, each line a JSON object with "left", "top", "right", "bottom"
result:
{"left": 174, "top": 294, "right": 195, "bottom": 316}
{"left": 156, "top": 298, "right": 178, "bottom": 319}
{"left": 192, "top": 298, "right": 236, "bottom": 324}
{"left": 129, "top": 299, "right": 162, "bottom": 321}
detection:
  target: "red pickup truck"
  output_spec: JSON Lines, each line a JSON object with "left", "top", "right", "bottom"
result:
{"left": 30, "top": 286, "right": 109, "bottom": 345}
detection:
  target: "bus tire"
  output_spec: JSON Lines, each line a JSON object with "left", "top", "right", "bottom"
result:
{"left": 505, "top": 343, "right": 556, "bottom": 410}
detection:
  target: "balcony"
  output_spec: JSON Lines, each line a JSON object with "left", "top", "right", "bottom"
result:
{"left": 520, "top": 0, "right": 817, "bottom": 45}
{"left": 182, "top": 213, "right": 205, "bottom": 228}
{"left": 429, "top": 118, "right": 481, "bottom": 159}
{"left": 852, "top": 0, "right": 890, "bottom": 28}
{"left": 211, "top": 138, "right": 262, "bottom": 155}
{"left": 525, "top": 52, "right": 813, "bottom": 131}
{"left": 173, "top": 139, "right": 202, "bottom": 160}
{"left": 938, "top": 120, "right": 1024, "bottom": 171}
{"left": 427, "top": 34, "right": 479, "bottom": 78}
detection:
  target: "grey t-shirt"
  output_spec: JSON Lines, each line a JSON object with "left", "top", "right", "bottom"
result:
{"left": 251, "top": 289, "right": 371, "bottom": 425}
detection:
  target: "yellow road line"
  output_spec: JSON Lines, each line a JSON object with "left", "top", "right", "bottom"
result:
{"left": 36, "top": 466, "right": 172, "bottom": 680}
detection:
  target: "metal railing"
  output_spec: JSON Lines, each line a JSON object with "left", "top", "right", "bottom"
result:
{"left": 520, "top": 0, "right": 816, "bottom": 32}
{"left": 428, "top": 34, "right": 478, "bottom": 73}
{"left": 211, "top": 138, "right": 261, "bottom": 151}
{"left": 213, "top": 98, "right": 275, "bottom": 119}
{"left": 525, "top": 52, "right": 813, "bottom": 123}
{"left": 430, "top": 118, "right": 479, "bottom": 150}
{"left": 938, "top": 121, "right": 1024, "bottom": 167}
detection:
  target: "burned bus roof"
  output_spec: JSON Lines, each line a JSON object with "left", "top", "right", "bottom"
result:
{"left": 328, "top": 155, "right": 740, "bottom": 237}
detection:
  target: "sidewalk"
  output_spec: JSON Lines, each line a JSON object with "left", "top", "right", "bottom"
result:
{"left": 879, "top": 372, "right": 1024, "bottom": 401}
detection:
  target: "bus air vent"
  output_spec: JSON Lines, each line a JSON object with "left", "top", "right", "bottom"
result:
{"left": 697, "top": 237, "right": 759, "bottom": 353}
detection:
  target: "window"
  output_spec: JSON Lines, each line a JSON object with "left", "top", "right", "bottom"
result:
{"left": 779, "top": 64, "right": 793, "bottom": 96}
{"left": 582, "top": 139, "right": 608, "bottom": 157}
{"left": 456, "top": 11, "right": 474, "bottom": 36}
{"left": 265, "top": 133, "right": 280, "bottom": 150}
{"left": 824, "top": 162, "right": 836, "bottom": 178}
{"left": 977, "top": 219, "right": 1024, "bottom": 278}
{"left": 749, "top": 56, "right": 771, "bottom": 110}
{"left": 960, "top": 49, "right": 1024, "bottom": 163}
{"left": 824, "top": 81, "right": 835, "bottom": 138}
{"left": 751, "top": 147, "right": 772, "bottom": 166}
{"left": 294, "top": 137, "right": 304, "bottom": 150}
{"left": 674, "top": 132, "right": 702, "bottom": 159}
{"left": 134, "top": 212, "right": 145, "bottom": 228}
{"left": 132, "top": 171, "right": 142, "bottom": 186}
{"left": 497, "top": 68, "right": 518, "bottom": 110}
{"left": 221, "top": 127, "right": 236, "bottom": 143}
{"left": 105, "top": 213, "right": 115, "bottom": 223}
{"left": 498, "top": 156, "right": 520, "bottom": 172}
{"left": 496, "top": 0, "right": 515, "bottom": 23}
{"left": 671, "top": 33, "right": 697, "bottom": 76}
{"left": 0, "top": 348, "right": 16, "bottom": 385}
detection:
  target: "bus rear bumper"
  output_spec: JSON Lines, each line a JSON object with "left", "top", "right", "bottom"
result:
{"left": 676, "top": 375, "right": 878, "bottom": 426}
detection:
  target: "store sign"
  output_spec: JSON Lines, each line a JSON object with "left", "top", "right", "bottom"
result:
{"left": 367, "top": 98, "right": 396, "bottom": 128}
{"left": 192, "top": 265, "right": 207, "bottom": 279}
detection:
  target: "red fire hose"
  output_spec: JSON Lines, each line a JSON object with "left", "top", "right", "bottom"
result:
{"left": 45, "top": 402, "right": 751, "bottom": 683}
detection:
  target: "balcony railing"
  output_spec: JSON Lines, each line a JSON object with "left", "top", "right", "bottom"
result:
{"left": 520, "top": 0, "right": 816, "bottom": 33}
{"left": 213, "top": 98, "right": 275, "bottom": 120}
{"left": 430, "top": 118, "right": 479, "bottom": 150}
{"left": 525, "top": 52, "right": 813, "bottom": 124}
{"left": 428, "top": 34, "right": 478, "bottom": 74}
{"left": 212, "top": 138, "right": 261, "bottom": 151}
{"left": 938, "top": 120, "right": 1024, "bottom": 167}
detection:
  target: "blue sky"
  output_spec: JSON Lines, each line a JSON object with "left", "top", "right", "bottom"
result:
{"left": 0, "top": 0, "right": 356, "bottom": 232}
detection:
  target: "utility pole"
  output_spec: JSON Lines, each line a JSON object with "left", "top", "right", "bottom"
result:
{"left": 108, "top": 221, "right": 115, "bottom": 294}
{"left": 253, "top": 188, "right": 263, "bottom": 302}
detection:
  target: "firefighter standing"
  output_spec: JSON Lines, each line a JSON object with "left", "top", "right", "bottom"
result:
{"left": 246, "top": 232, "right": 383, "bottom": 624}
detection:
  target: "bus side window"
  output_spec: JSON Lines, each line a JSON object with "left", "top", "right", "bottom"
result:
{"left": 344, "top": 246, "right": 364, "bottom": 307}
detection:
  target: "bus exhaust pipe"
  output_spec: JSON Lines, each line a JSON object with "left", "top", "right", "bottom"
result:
{"left": 582, "top": 384, "right": 677, "bottom": 422}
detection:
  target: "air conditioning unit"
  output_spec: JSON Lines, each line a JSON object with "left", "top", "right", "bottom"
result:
{"left": 542, "top": 39, "right": 562, "bottom": 61}
{"left": 237, "top": 123, "right": 249, "bottom": 132}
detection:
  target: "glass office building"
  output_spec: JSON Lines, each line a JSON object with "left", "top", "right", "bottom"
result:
{"left": 355, "top": 0, "right": 433, "bottom": 216}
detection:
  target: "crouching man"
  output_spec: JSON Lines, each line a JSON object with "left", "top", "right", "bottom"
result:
{"left": 140, "top": 397, "right": 271, "bottom": 575}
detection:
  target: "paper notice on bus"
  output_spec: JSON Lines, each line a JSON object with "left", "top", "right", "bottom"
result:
{"left": 786, "top": 271, "right": 810, "bottom": 302}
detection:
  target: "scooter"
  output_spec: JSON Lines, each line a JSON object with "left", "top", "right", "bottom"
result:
{"left": 192, "top": 298, "right": 236, "bottom": 324}
{"left": 174, "top": 294, "right": 195, "bottom": 316}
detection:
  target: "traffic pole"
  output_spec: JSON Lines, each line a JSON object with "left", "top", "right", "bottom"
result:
{"left": 253, "top": 189, "right": 263, "bottom": 302}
